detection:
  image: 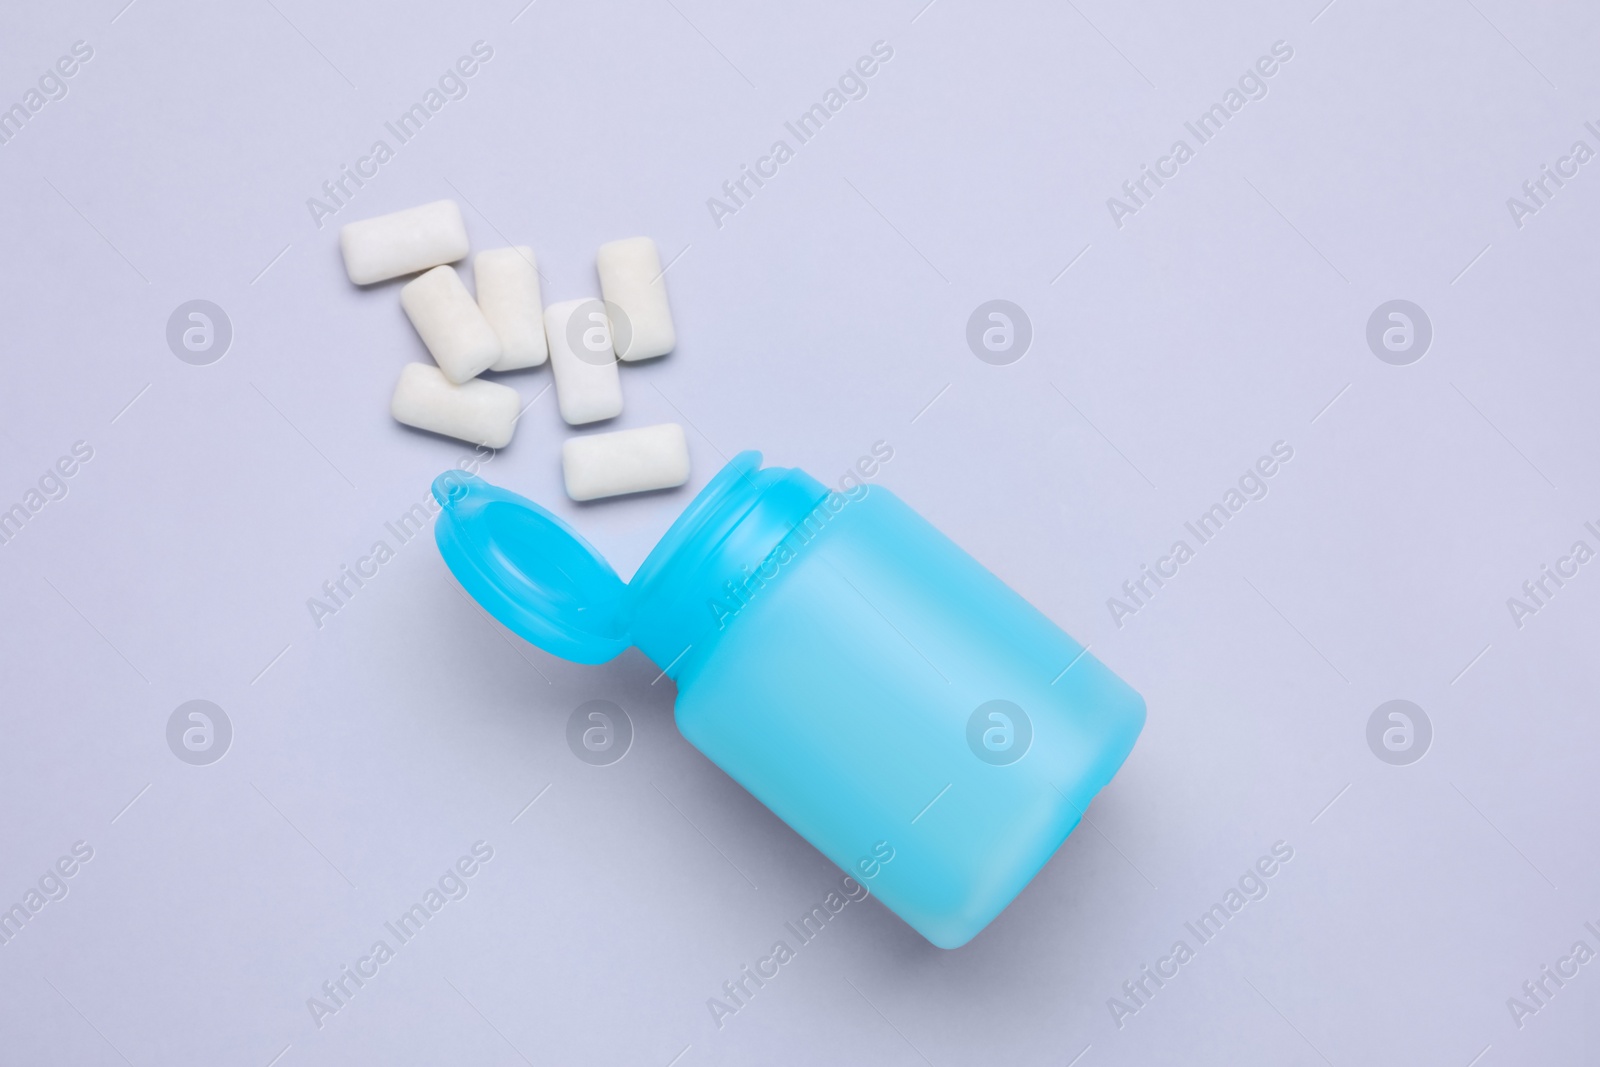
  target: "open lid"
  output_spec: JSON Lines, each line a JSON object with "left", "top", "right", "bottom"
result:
{"left": 432, "top": 472, "right": 632, "bottom": 664}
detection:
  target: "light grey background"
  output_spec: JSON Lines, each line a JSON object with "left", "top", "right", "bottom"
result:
{"left": 1, "top": 0, "right": 1597, "bottom": 1063}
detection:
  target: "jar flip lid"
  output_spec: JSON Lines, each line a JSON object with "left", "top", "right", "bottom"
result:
{"left": 432, "top": 472, "right": 632, "bottom": 664}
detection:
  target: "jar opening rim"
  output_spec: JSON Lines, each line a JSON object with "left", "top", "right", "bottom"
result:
{"left": 628, "top": 450, "right": 768, "bottom": 593}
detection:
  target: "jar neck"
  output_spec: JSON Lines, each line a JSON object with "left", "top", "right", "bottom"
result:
{"left": 628, "top": 452, "right": 829, "bottom": 680}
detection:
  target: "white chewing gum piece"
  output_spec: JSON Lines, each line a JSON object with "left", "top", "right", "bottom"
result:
{"left": 562, "top": 423, "right": 691, "bottom": 501}
{"left": 596, "top": 236, "right": 675, "bottom": 361}
{"left": 339, "top": 200, "right": 469, "bottom": 285}
{"left": 400, "top": 265, "right": 503, "bottom": 384}
{"left": 390, "top": 364, "right": 520, "bottom": 449}
{"left": 475, "top": 247, "right": 548, "bottom": 371}
{"left": 544, "top": 298, "right": 623, "bottom": 426}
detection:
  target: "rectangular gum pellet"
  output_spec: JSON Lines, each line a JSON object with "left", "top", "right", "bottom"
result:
{"left": 562, "top": 423, "right": 690, "bottom": 501}
{"left": 544, "top": 298, "right": 623, "bottom": 425}
{"left": 596, "top": 237, "right": 675, "bottom": 361}
{"left": 475, "top": 247, "right": 547, "bottom": 371}
{"left": 390, "top": 363, "right": 520, "bottom": 448}
{"left": 400, "top": 266, "right": 502, "bottom": 384}
{"left": 339, "top": 200, "right": 469, "bottom": 285}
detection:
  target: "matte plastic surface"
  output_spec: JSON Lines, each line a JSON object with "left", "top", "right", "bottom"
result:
{"left": 435, "top": 453, "right": 1145, "bottom": 947}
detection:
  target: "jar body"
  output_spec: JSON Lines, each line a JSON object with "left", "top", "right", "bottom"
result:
{"left": 671, "top": 484, "right": 1145, "bottom": 948}
{"left": 432, "top": 456, "right": 1145, "bottom": 949}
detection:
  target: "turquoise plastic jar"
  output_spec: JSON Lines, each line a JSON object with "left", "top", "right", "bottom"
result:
{"left": 433, "top": 452, "right": 1144, "bottom": 948}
